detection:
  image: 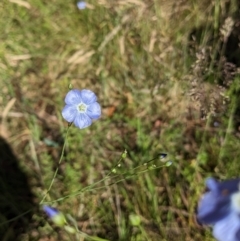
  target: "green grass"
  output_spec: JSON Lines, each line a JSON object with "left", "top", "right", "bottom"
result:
{"left": 1, "top": 0, "right": 240, "bottom": 240}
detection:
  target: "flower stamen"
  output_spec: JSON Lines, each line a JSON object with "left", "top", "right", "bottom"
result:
{"left": 78, "top": 103, "right": 87, "bottom": 112}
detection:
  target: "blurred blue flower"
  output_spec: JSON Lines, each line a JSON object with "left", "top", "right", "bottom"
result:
{"left": 62, "top": 89, "right": 101, "bottom": 129}
{"left": 197, "top": 177, "right": 240, "bottom": 225}
{"left": 77, "top": 1, "right": 86, "bottom": 10}
{"left": 197, "top": 177, "right": 240, "bottom": 241}
{"left": 43, "top": 205, "right": 66, "bottom": 227}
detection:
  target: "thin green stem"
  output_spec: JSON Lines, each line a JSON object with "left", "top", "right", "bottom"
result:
{"left": 196, "top": 115, "right": 212, "bottom": 168}
{"left": 46, "top": 162, "right": 170, "bottom": 204}
{"left": 217, "top": 96, "right": 236, "bottom": 167}
{"left": 40, "top": 125, "right": 71, "bottom": 204}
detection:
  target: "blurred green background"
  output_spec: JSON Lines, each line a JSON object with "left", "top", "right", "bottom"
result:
{"left": 1, "top": 0, "right": 240, "bottom": 240}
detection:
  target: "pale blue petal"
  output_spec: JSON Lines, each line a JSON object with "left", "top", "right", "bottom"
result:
{"left": 213, "top": 212, "right": 240, "bottom": 241}
{"left": 80, "top": 89, "right": 97, "bottom": 105}
{"left": 86, "top": 102, "right": 101, "bottom": 119}
{"left": 74, "top": 113, "right": 92, "bottom": 129}
{"left": 205, "top": 178, "right": 220, "bottom": 194}
{"left": 62, "top": 105, "right": 77, "bottom": 122}
{"left": 197, "top": 191, "right": 231, "bottom": 224}
{"left": 65, "top": 89, "right": 82, "bottom": 105}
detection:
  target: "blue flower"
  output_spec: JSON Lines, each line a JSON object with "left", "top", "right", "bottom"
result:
{"left": 43, "top": 205, "right": 66, "bottom": 227}
{"left": 197, "top": 177, "right": 240, "bottom": 225}
{"left": 62, "top": 89, "right": 101, "bottom": 129}
{"left": 197, "top": 177, "right": 240, "bottom": 241}
{"left": 77, "top": 1, "right": 86, "bottom": 10}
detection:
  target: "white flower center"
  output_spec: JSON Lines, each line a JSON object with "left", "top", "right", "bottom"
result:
{"left": 78, "top": 103, "right": 87, "bottom": 113}
{"left": 231, "top": 192, "right": 240, "bottom": 213}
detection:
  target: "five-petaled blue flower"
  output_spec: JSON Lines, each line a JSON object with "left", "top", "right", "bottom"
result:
{"left": 197, "top": 177, "right": 240, "bottom": 241}
{"left": 62, "top": 89, "right": 101, "bottom": 129}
